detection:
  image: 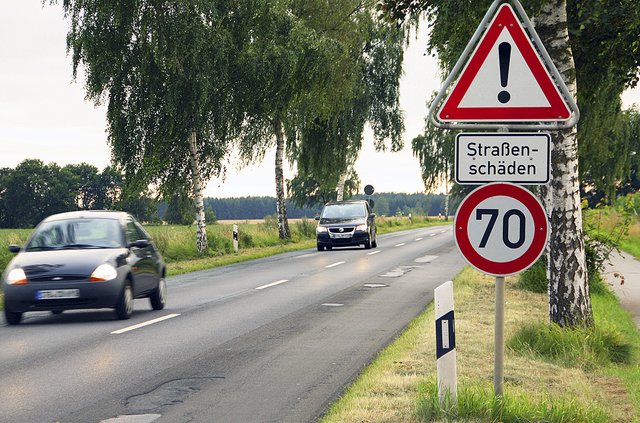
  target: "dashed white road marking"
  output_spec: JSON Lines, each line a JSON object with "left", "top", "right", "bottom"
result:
{"left": 415, "top": 237, "right": 423, "bottom": 241}
{"left": 325, "top": 261, "right": 345, "bottom": 268}
{"left": 367, "top": 250, "right": 381, "bottom": 256}
{"left": 111, "top": 314, "right": 180, "bottom": 335}
{"left": 395, "top": 243, "right": 406, "bottom": 247}
{"left": 322, "top": 303, "right": 344, "bottom": 307}
{"left": 429, "top": 233, "right": 436, "bottom": 237}
{"left": 255, "top": 279, "right": 289, "bottom": 290}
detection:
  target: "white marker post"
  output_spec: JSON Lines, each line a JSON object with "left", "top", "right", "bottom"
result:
{"left": 435, "top": 280, "right": 457, "bottom": 408}
{"left": 232, "top": 224, "right": 239, "bottom": 252}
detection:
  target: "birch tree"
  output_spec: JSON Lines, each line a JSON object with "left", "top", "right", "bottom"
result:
{"left": 54, "top": 1, "right": 254, "bottom": 253}
{"left": 380, "top": 0, "right": 640, "bottom": 326}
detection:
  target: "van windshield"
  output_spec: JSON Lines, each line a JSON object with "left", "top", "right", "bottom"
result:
{"left": 321, "top": 203, "right": 366, "bottom": 220}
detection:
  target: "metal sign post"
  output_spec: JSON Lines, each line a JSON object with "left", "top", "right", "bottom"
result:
{"left": 494, "top": 276, "right": 505, "bottom": 396}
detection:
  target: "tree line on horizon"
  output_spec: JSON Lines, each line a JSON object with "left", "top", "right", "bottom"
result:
{"left": 0, "top": 159, "right": 448, "bottom": 228}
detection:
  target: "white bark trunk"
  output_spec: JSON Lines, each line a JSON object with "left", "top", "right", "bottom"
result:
{"left": 336, "top": 172, "right": 347, "bottom": 202}
{"left": 536, "top": 1, "right": 592, "bottom": 326}
{"left": 274, "top": 121, "right": 290, "bottom": 240}
{"left": 188, "top": 131, "right": 208, "bottom": 254}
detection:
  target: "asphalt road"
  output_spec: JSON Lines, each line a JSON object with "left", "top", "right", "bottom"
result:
{"left": 0, "top": 225, "right": 464, "bottom": 423}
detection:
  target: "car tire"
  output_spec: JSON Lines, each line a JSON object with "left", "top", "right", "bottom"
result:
{"left": 150, "top": 277, "right": 167, "bottom": 310}
{"left": 317, "top": 244, "right": 324, "bottom": 251}
{"left": 364, "top": 238, "right": 372, "bottom": 249}
{"left": 372, "top": 234, "right": 377, "bottom": 248}
{"left": 4, "top": 309, "right": 22, "bottom": 325}
{"left": 115, "top": 282, "right": 133, "bottom": 320}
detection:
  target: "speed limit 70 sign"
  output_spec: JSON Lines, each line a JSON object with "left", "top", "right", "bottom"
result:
{"left": 454, "top": 183, "right": 548, "bottom": 276}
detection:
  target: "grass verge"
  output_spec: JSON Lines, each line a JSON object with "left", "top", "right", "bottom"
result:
{"left": 320, "top": 268, "right": 639, "bottom": 422}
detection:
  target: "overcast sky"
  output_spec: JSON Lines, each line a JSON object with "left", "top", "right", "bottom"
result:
{"left": 1, "top": 1, "right": 638, "bottom": 198}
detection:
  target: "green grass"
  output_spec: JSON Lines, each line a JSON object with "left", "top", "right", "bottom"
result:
{"left": 417, "top": 380, "right": 610, "bottom": 423}
{"left": 320, "top": 265, "right": 640, "bottom": 422}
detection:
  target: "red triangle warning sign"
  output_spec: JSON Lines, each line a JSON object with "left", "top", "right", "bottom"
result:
{"left": 438, "top": 4, "right": 571, "bottom": 122}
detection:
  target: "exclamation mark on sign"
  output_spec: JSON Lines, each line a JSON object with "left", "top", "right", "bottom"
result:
{"left": 497, "top": 42, "right": 511, "bottom": 104}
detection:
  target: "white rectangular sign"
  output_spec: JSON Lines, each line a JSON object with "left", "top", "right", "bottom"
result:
{"left": 455, "top": 133, "right": 550, "bottom": 184}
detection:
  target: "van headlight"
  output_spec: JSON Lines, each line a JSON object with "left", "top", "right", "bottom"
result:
{"left": 356, "top": 224, "right": 368, "bottom": 231}
{"left": 316, "top": 226, "right": 328, "bottom": 233}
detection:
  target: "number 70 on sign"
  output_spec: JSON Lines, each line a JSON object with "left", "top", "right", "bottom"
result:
{"left": 454, "top": 183, "right": 548, "bottom": 276}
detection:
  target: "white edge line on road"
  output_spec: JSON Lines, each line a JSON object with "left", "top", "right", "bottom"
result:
{"left": 415, "top": 237, "right": 423, "bottom": 241}
{"left": 325, "top": 261, "right": 345, "bottom": 268}
{"left": 395, "top": 243, "right": 406, "bottom": 247}
{"left": 367, "top": 250, "right": 381, "bottom": 256}
{"left": 111, "top": 314, "right": 180, "bottom": 335}
{"left": 255, "top": 279, "right": 289, "bottom": 290}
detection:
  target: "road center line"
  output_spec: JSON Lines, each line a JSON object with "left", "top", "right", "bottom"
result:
{"left": 415, "top": 237, "right": 423, "bottom": 241}
{"left": 325, "top": 261, "right": 345, "bottom": 268}
{"left": 367, "top": 250, "right": 381, "bottom": 256}
{"left": 111, "top": 314, "right": 180, "bottom": 335}
{"left": 430, "top": 233, "right": 436, "bottom": 237}
{"left": 395, "top": 243, "right": 406, "bottom": 247}
{"left": 255, "top": 279, "right": 289, "bottom": 290}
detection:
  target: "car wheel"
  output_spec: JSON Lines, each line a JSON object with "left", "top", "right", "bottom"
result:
{"left": 317, "top": 244, "right": 324, "bottom": 251}
{"left": 115, "top": 282, "right": 133, "bottom": 320}
{"left": 150, "top": 277, "right": 167, "bottom": 310}
{"left": 364, "top": 235, "right": 372, "bottom": 250}
{"left": 4, "top": 309, "right": 22, "bottom": 325}
{"left": 372, "top": 234, "right": 378, "bottom": 248}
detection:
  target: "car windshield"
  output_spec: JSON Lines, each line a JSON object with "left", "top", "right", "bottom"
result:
{"left": 321, "top": 203, "right": 367, "bottom": 220}
{"left": 25, "top": 218, "right": 123, "bottom": 251}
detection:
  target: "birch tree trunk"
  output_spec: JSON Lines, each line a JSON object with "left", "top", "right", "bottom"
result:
{"left": 335, "top": 172, "right": 347, "bottom": 201}
{"left": 536, "top": 1, "right": 593, "bottom": 326}
{"left": 188, "top": 131, "right": 209, "bottom": 254}
{"left": 274, "top": 120, "right": 291, "bottom": 240}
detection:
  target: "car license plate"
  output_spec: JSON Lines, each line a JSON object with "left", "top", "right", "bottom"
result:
{"left": 35, "top": 289, "right": 80, "bottom": 300}
{"left": 330, "top": 233, "right": 352, "bottom": 239}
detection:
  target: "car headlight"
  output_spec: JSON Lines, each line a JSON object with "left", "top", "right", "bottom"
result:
{"left": 6, "top": 268, "right": 27, "bottom": 285}
{"left": 356, "top": 224, "right": 368, "bottom": 231}
{"left": 90, "top": 264, "right": 118, "bottom": 282}
{"left": 316, "top": 226, "right": 328, "bottom": 233}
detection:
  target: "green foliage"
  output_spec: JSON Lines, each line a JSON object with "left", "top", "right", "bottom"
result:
{"left": 58, "top": 1, "right": 255, "bottom": 194}
{"left": 518, "top": 257, "right": 548, "bottom": 293}
{"left": 416, "top": 379, "right": 610, "bottom": 423}
{"left": 0, "top": 159, "right": 77, "bottom": 228}
{"left": 508, "top": 321, "right": 632, "bottom": 369}
{"left": 164, "top": 191, "right": 195, "bottom": 225}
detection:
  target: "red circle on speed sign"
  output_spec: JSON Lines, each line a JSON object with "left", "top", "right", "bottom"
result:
{"left": 454, "top": 182, "right": 548, "bottom": 276}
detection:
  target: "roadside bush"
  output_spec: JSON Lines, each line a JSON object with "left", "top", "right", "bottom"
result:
{"left": 508, "top": 321, "right": 632, "bottom": 369}
{"left": 518, "top": 257, "right": 547, "bottom": 293}
{"left": 293, "top": 218, "right": 316, "bottom": 239}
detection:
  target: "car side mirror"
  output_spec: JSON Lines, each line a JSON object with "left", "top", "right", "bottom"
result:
{"left": 8, "top": 244, "right": 20, "bottom": 253}
{"left": 128, "top": 239, "right": 150, "bottom": 249}
{"left": 369, "top": 213, "right": 376, "bottom": 219}
{"left": 315, "top": 215, "right": 320, "bottom": 220}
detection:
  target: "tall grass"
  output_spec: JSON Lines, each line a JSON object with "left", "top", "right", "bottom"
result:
{"left": 417, "top": 379, "right": 610, "bottom": 423}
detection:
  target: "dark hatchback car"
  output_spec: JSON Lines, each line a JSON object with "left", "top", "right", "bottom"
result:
{"left": 2, "top": 211, "right": 167, "bottom": 325}
{"left": 315, "top": 200, "right": 377, "bottom": 251}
